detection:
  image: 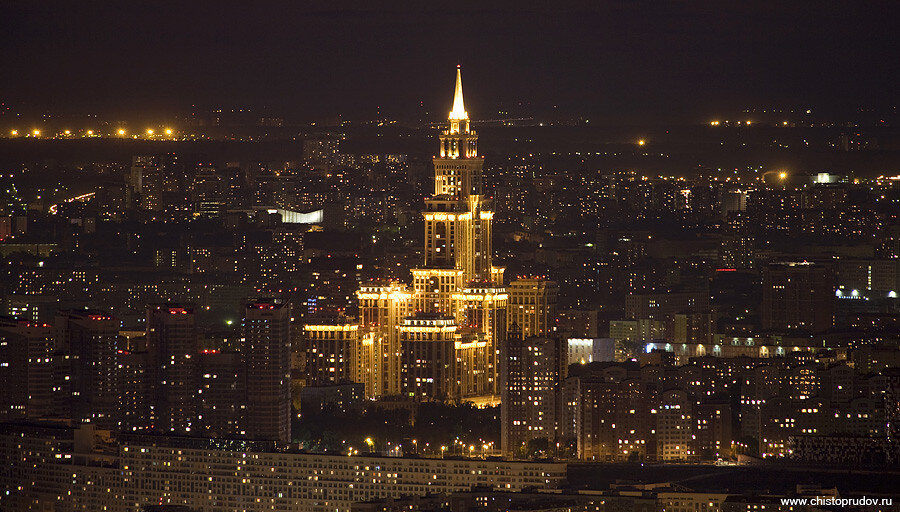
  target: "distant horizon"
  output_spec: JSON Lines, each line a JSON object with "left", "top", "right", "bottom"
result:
{"left": 2, "top": 3, "right": 897, "bottom": 125}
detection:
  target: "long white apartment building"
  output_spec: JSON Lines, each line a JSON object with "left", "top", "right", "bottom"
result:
{"left": 0, "top": 423, "right": 566, "bottom": 512}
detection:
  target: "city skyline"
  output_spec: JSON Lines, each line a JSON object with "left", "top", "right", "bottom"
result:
{"left": 1, "top": 5, "right": 899, "bottom": 511}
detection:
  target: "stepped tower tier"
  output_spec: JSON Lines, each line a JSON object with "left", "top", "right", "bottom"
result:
{"left": 425, "top": 66, "right": 499, "bottom": 285}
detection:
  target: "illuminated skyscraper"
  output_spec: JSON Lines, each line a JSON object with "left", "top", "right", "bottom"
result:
{"left": 352, "top": 68, "right": 506, "bottom": 400}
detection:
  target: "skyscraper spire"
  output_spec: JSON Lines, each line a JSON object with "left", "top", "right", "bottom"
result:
{"left": 449, "top": 65, "right": 468, "bottom": 120}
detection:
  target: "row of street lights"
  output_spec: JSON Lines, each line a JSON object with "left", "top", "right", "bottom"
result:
{"left": 8, "top": 128, "right": 176, "bottom": 138}
{"left": 346, "top": 437, "right": 496, "bottom": 459}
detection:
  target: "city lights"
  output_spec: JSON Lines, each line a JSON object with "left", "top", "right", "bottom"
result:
{"left": 0, "top": 5, "right": 894, "bottom": 506}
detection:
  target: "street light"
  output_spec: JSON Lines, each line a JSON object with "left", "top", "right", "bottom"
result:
{"left": 146, "top": 129, "right": 154, "bottom": 136}
{"left": 165, "top": 128, "right": 173, "bottom": 135}
{"left": 440, "top": 445, "right": 447, "bottom": 458}
{"left": 117, "top": 129, "right": 126, "bottom": 136}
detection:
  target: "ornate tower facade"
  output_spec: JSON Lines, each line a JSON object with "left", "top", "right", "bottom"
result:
{"left": 423, "top": 66, "right": 496, "bottom": 284}
{"left": 349, "top": 67, "right": 506, "bottom": 400}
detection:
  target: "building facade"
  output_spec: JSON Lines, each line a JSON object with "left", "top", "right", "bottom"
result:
{"left": 307, "top": 68, "right": 508, "bottom": 401}
{"left": 243, "top": 299, "right": 292, "bottom": 442}
{"left": 0, "top": 423, "right": 566, "bottom": 512}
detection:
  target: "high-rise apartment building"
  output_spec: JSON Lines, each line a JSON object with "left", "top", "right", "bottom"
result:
{"left": 357, "top": 282, "right": 411, "bottom": 397}
{"left": 0, "top": 317, "right": 53, "bottom": 420}
{"left": 507, "top": 278, "right": 558, "bottom": 338}
{"left": 129, "top": 154, "right": 182, "bottom": 212}
{"left": 761, "top": 262, "right": 834, "bottom": 333}
{"left": 501, "top": 333, "right": 563, "bottom": 456}
{"left": 53, "top": 310, "right": 120, "bottom": 428}
{"left": 303, "top": 315, "right": 358, "bottom": 387}
{"left": 147, "top": 304, "right": 198, "bottom": 434}
{"left": 198, "top": 349, "right": 244, "bottom": 437}
{"left": 243, "top": 299, "right": 291, "bottom": 443}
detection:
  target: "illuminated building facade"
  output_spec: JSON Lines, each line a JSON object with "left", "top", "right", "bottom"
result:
{"left": 0, "top": 423, "right": 566, "bottom": 512}
{"left": 344, "top": 68, "right": 507, "bottom": 401}
{"left": 507, "top": 278, "right": 558, "bottom": 338}
{"left": 500, "top": 334, "right": 563, "bottom": 456}
{"left": 303, "top": 317, "right": 359, "bottom": 386}
{"left": 399, "top": 313, "right": 458, "bottom": 400}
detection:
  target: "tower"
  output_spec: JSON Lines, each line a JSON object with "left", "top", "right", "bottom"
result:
{"left": 53, "top": 310, "right": 120, "bottom": 429}
{"left": 243, "top": 299, "right": 292, "bottom": 443}
{"left": 0, "top": 317, "right": 53, "bottom": 421}
{"left": 415, "top": 66, "right": 505, "bottom": 397}
{"left": 352, "top": 67, "right": 507, "bottom": 400}
{"left": 147, "top": 304, "right": 199, "bottom": 433}
{"left": 422, "top": 66, "right": 496, "bottom": 284}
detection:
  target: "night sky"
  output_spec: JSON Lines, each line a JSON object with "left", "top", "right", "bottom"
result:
{"left": 1, "top": 1, "right": 897, "bottom": 124}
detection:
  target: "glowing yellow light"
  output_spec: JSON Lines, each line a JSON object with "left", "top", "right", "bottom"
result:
{"left": 146, "top": 129, "right": 154, "bottom": 135}
{"left": 64, "top": 130, "right": 71, "bottom": 135}
{"left": 746, "top": 120, "right": 752, "bottom": 125}
{"left": 117, "top": 129, "right": 126, "bottom": 136}
{"left": 32, "top": 129, "right": 40, "bottom": 136}
{"left": 638, "top": 139, "right": 646, "bottom": 146}
{"left": 448, "top": 66, "right": 468, "bottom": 120}
{"left": 783, "top": 121, "right": 788, "bottom": 126}
{"left": 87, "top": 130, "right": 94, "bottom": 136}
{"left": 10, "top": 130, "right": 17, "bottom": 136}
{"left": 779, "top": 172, "right": 787, "bottom": 179}
{"left": 165, "top": 128, "right": 173, "bottom": 135}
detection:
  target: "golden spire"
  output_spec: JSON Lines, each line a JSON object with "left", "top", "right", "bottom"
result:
{"left": 449, "top": 65, "right": 468, "bottom": 120}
